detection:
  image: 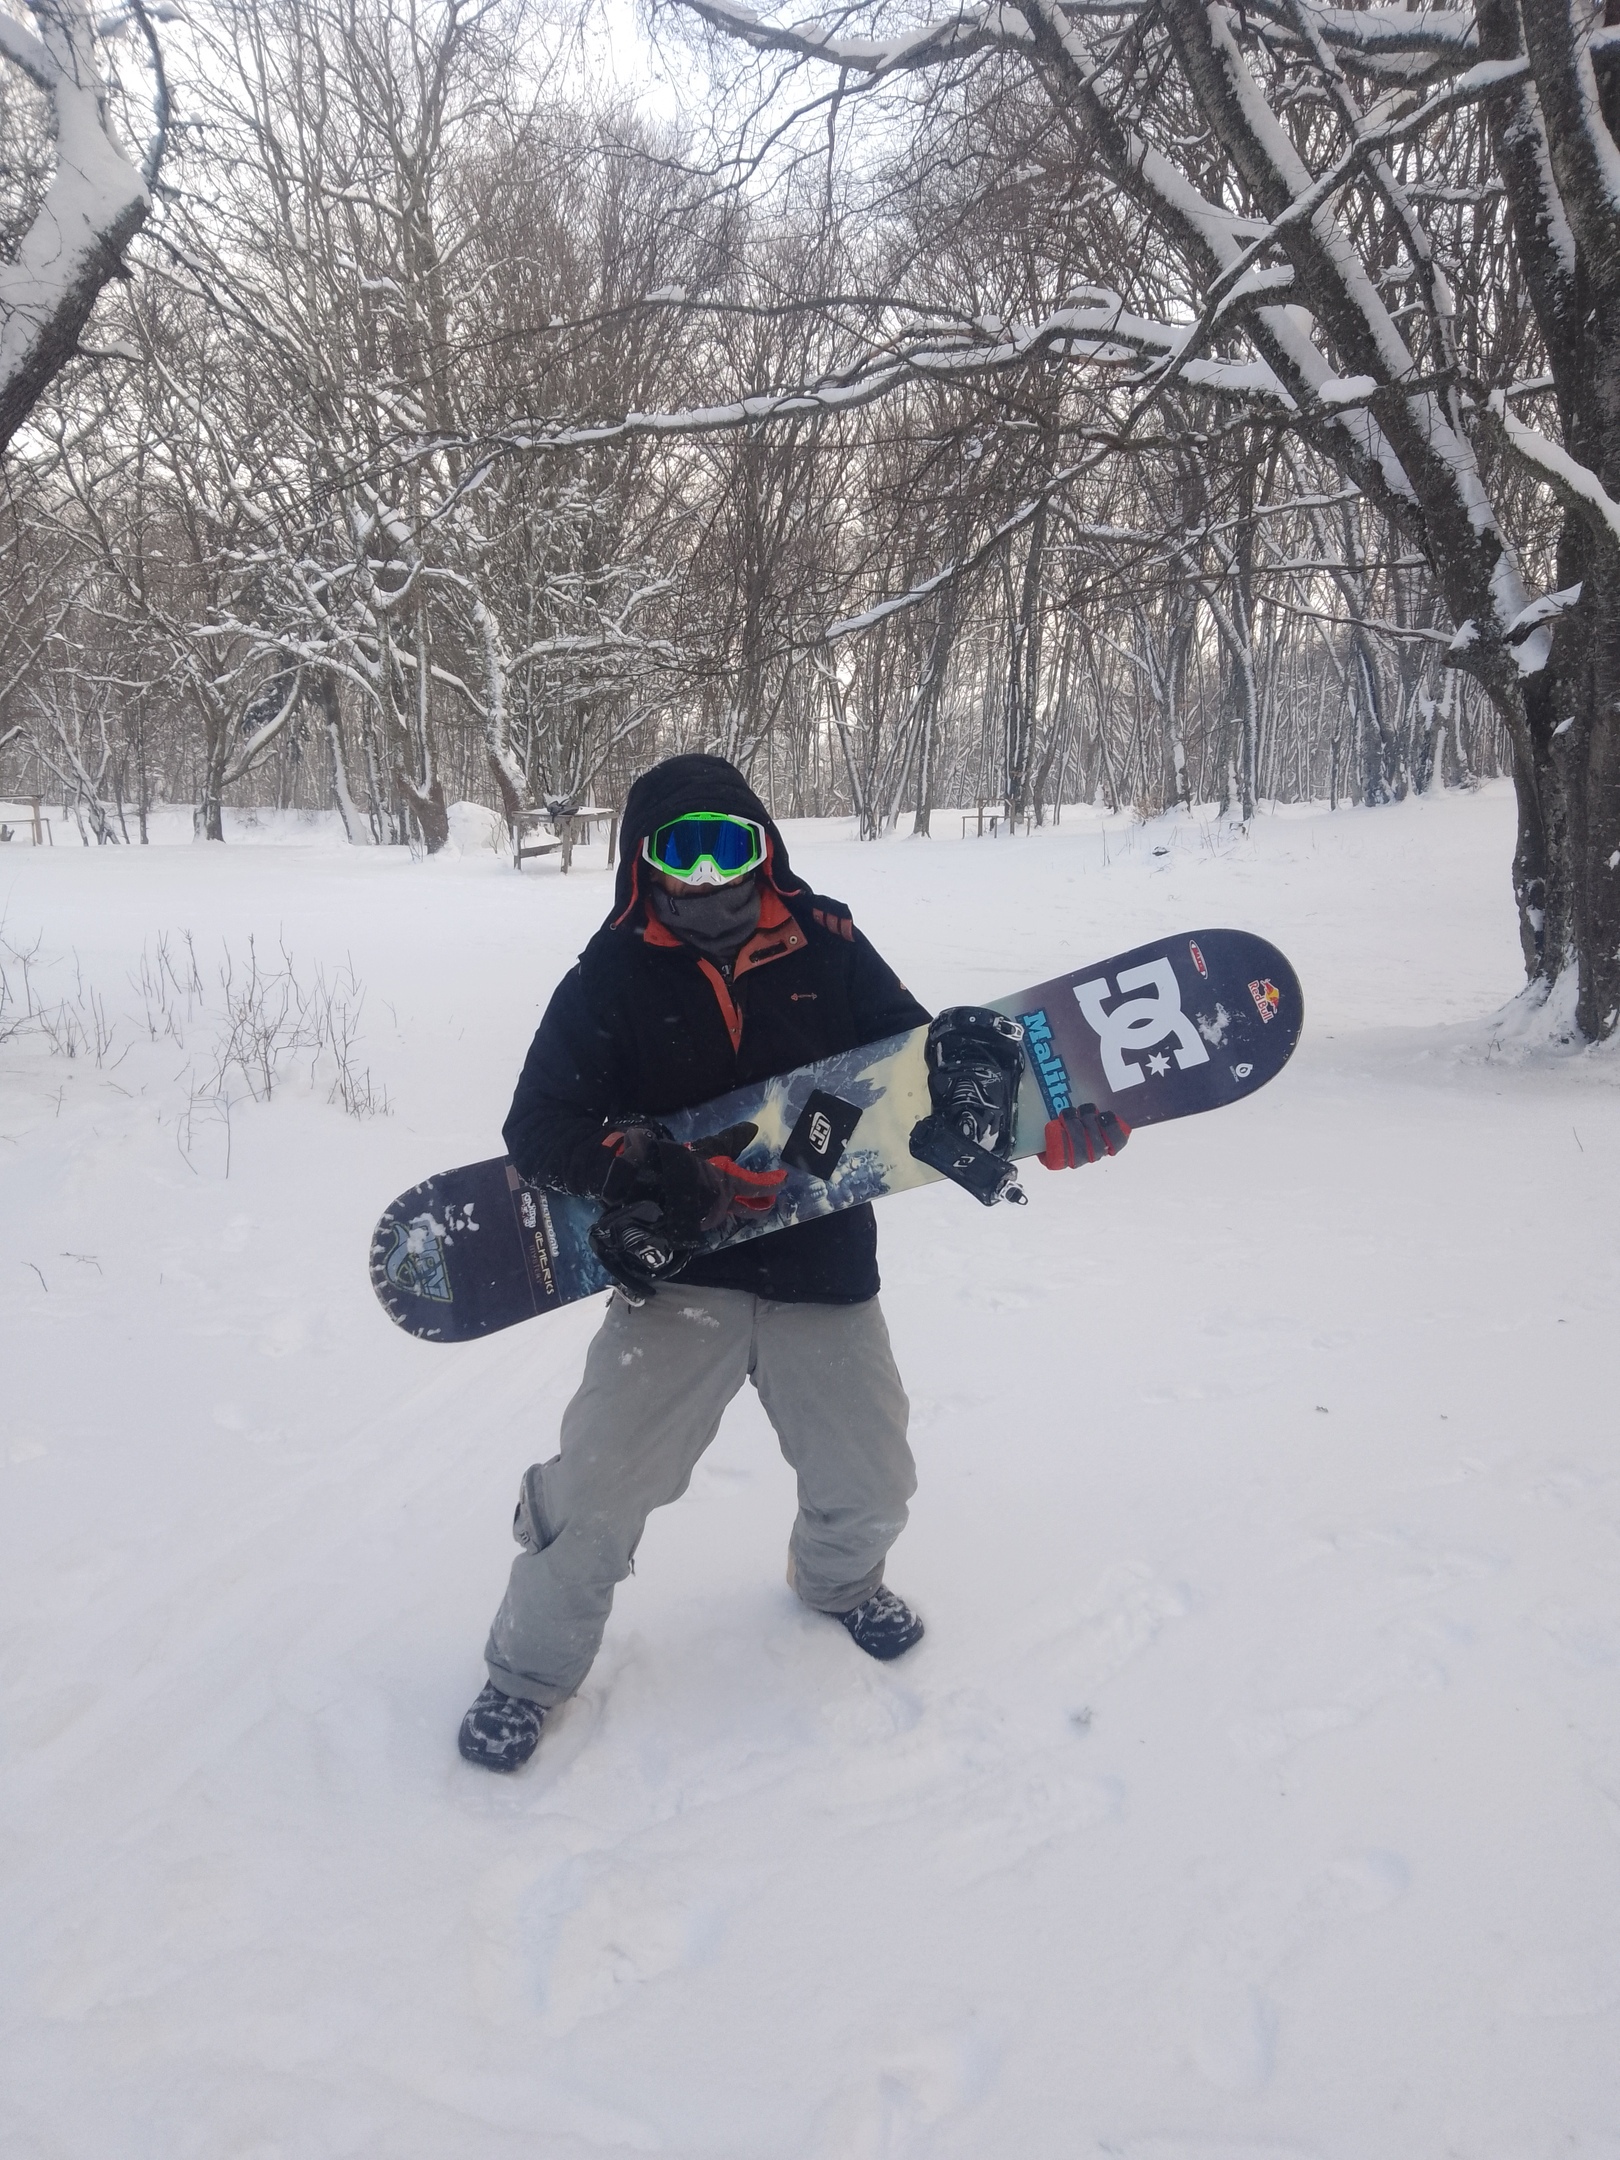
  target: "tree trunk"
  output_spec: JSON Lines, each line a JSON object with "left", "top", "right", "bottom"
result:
{"left": 1031, "top": 620, "right": 1076, "bottom": 825}
{"left": 913, "top": 697, "right": 935, "bottom": 838}
{"left": 1166, "top": 617, "right": 1193, "bottom": 812}
{"left": 1502, "top": 544, "right": 1620, "bottom": 1035}
{"left": 472, "top": 596, "right": 528, "bottom": 827}
{"left": 318, "top": 675, "right": 368, "bottom": 844}
{"left": 837, "top": 714, "right": 870, "bottom": 838}
{"left": 1003, "top": 505, "right": 1047, "bottom": 822}
{"left": 195, "top": 708, "right": 227, "bottom": 842}
{"left": 397, "top": 769, "right": 449, "bottom": 852}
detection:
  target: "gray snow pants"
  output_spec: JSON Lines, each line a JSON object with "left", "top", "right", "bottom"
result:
{"left": 483, "top": 1286, "right": 916, "bottom": 1708}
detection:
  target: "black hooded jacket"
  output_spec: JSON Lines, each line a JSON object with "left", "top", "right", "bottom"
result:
{"left": 503, "top": 755, "right": 930, "bottom": 1303}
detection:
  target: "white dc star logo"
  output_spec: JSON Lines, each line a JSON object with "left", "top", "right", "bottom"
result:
{"left": 1072, "top": 957, "right": 1211, "bottom": 1091}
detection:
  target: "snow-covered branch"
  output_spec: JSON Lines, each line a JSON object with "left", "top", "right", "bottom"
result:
{"left": 675, "top": 0, "right": 1022, "bottom": 79}
{"left": 1487, "top": 390, "right": 1620, "bottom": 570}
{"left": 0, "top": 0, "right": 166, "bottom": 455}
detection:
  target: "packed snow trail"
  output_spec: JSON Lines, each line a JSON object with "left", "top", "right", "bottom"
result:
{"left": 2, "top": 788, "right": 1617, "bottom": 2159}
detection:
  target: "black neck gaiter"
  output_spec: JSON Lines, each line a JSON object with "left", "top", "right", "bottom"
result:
{"left": 647, "top": 875, "right": 762, "bottom": 964}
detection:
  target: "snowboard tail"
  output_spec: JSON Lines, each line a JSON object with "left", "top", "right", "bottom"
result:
{"left": 370, "top": 926, "right": 1301, "bottom": 1344}
{"left": 371, "top": 1161, "right": 607, "bottom": 1342}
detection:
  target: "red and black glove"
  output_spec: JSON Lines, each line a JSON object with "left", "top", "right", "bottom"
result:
{"left": 1039, "top": 1102, "right": 1131, "bottom": 1170}
{"left": 601, "top": 1121, "right": 786, "bottom": 1243}
{"left": 690, "top": 1123, "right": 789, "bottom": 1227}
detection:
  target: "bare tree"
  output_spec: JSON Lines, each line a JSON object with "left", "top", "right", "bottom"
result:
{"left": 662, "top": 0, "right": 1619, "bottom": 1034}
{"left": 1, "top": 0, "right": 1537, "bottom": 893}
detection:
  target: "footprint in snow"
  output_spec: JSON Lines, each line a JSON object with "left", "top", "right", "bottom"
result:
{"left": 1178, "top": 1962, "right": 1277, "bottom": 2095}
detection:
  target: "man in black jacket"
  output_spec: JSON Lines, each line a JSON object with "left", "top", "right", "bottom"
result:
{"left": 459, "top": 754, "right": 935, "bottom": 1771}
{"left": 459, "top": 753, "right": 1128, "bottom": 1770}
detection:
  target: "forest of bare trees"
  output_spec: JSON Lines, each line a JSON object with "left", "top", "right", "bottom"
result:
{"left": 8, "top": 0, "right": 1616, "bottom": 1031}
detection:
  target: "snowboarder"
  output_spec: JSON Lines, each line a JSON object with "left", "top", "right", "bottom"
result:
{"left": 458, "top": 753, "right": 1126, "bottom": 1770}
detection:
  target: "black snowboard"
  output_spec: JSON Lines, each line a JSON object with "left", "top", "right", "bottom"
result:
{"left": 371, "top": 926, "right": 1301, "bottom": 1343}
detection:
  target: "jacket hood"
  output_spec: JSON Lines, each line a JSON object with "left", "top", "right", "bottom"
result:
{"left": 610, "top": 754, "right": 798, "bottom": 926}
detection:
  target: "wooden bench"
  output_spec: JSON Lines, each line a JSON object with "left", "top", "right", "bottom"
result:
{"left": 959, "top": 807, "right": 1034, "bottom": 838}
{"left": 0, "top": 799, "right": 51, "bottom": 846}
{"left": 513, "top": 815, "right": 562, "bottom": 869}
{"left": 513, "top": 807, "right": 619, "bottom": 873}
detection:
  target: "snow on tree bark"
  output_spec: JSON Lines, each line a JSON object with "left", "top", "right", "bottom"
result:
{"left": 0, "top": 0, "right": 164, "bottom": 457}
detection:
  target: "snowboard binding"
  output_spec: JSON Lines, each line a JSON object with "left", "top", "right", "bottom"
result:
{"left": 589, "top": 1199, "right": 685, "bottom": 1301}
{"left": 911, "top": 1007, "right": 1028, "bottom": 1207}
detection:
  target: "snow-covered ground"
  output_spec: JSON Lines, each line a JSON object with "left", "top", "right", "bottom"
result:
{"left": 2, "top": 785, "right": 1617, "bottom": 2160}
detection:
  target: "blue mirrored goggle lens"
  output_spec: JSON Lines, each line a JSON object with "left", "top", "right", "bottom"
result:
{"left": 652, "top": 816, "right": 762, "bottom": 873}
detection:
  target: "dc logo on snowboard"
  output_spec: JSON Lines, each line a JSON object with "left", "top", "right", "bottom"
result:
{"left": 1073, "top": 957, "right": 1211, "bottom": 1092}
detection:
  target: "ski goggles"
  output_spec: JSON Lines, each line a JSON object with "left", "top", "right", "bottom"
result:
{"left": 642, "top": 812, "right": 767, "bottom": 886}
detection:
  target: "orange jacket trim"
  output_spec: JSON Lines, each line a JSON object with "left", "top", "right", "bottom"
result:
{"left": 638, "top": 873, "right": 808, "bottom": 1051}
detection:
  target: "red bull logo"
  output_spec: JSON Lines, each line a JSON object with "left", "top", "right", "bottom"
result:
{"left": 1248, "top": 977, "right": 1281, "bottom": 1024}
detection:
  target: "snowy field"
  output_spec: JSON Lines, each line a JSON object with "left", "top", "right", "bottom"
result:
{"left": 2, "top": 784, "right": 1617, "bottom": 2160}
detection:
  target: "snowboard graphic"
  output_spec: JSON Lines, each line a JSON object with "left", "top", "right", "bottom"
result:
{"left": 371, "top": 927, "right": 1301, "bottom": 1344}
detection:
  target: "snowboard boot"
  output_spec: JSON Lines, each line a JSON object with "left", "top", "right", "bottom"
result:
{"left": 458, "top": 1682, "right": 546, "bottom": 1771}
{"left": 838, "top": 1586, "right": 925, "bottom": 1662}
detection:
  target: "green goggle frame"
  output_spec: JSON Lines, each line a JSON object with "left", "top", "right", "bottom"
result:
{"left": 642, "top": 812, "right": 767, "bottom": 885}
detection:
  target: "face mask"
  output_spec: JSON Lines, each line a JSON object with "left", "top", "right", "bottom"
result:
{"left": 647, "top": 873, "right": 761, "bottom": 961}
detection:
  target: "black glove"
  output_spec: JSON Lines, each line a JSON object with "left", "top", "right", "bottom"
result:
{"left": 1039, "top": 1102, "right": 1131, "bottom": 1169}
{"left": 591, "top": 1119, "right": 786, "bottom": 1299}
{"left": 923, "top": 1007, "right": 1026, "bottom": 1157}
{"left": 599, "top": 1120, "right": 786, "bottom": 1244}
